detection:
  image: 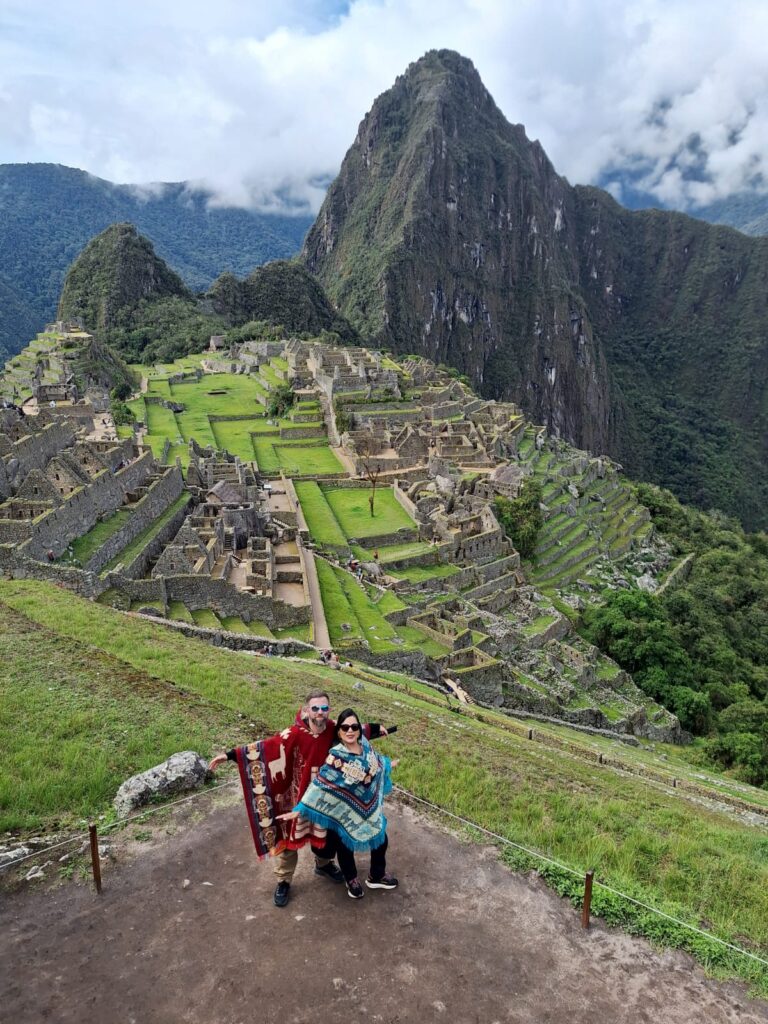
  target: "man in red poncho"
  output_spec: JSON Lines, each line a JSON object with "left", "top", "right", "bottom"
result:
{"left": 209, "top": 688, "right": 385, "bottom": 907}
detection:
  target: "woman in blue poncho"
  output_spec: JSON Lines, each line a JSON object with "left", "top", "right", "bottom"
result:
{"left": 282, "top": 707, "right": 398, "bottom": 900}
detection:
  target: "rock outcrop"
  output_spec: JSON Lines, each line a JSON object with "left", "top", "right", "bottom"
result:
{"left": 113, "top": 751, "right": 211, "bottom": 817}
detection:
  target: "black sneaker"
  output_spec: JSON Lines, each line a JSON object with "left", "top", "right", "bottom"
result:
{"left": 274, "top": 881, "right": 291, "bottom": 907}
{"left": 347, "top": 878, "right": 364, "bottom": 900}
{"left": 365, "top": 873, "right": 398, "bottom": 890}
{"left": 314, "top": 861, "right": 344, "bottom": 883}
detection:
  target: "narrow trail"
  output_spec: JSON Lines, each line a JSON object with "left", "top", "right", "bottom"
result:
{"left": 1, "top": 796, "right": 764, "bottom": 1024}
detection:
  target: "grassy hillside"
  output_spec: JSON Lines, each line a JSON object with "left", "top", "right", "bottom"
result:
{"left": 2, "top": 579, "right": 767, "bottom": 992}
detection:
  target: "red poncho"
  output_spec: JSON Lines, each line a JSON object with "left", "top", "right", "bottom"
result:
{"left": 234, "top": 710, "right": 372, "bottom": 858}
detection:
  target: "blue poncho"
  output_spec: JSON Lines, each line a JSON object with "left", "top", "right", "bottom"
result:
{"left": 295, "top": 737, "right": 392, "bottom": 853}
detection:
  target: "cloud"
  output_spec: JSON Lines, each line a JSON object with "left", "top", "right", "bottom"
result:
{"left": 1, "top": 0, "right": 767, "bottom": 211}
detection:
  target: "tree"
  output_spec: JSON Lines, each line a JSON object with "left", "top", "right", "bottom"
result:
{"left": 111, "top": 400, "right": 135, "bottom": 426}
{"left": 356, "top": 434, "right": 381, "bottom": 518}
{"left": 266, "top": 383, "right": 295, "bottom": 420}
{"left": 111, "top": 380, "right": 132, "bottom": 401}
{"left": 335, "top": 408, "right": 352, "bottom": 435}
{"left": 494, "top": 481, "right": 543, "bottom": 560}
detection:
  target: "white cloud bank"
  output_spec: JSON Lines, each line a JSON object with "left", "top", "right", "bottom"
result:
{"left": 1, "top": 0, "right": 767, "bottom": 211}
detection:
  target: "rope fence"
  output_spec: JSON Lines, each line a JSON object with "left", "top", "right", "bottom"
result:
{"left": 2, "top": 776, "right": 766, "bottom": 973}
{"left": 393, "top": 785, "right": 768, "bottom": 970}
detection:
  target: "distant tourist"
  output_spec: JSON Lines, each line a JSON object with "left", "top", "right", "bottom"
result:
{"left": 208, "top": 691, "right": 387, "bottom": 907}
{"left": 279, "top": 708, "right": 398, "bottom": 900}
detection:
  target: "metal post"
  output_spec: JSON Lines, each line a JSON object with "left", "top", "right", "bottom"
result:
{"left": 89, "top": 823, "right": 102, "bottom": 894}
{"left": 582, "top": 870, "right": 594, "bottom": 929}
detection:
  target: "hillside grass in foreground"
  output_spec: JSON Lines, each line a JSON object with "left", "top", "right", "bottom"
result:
{"left": 2, "top": 579, "right": 767, "bottom": 993}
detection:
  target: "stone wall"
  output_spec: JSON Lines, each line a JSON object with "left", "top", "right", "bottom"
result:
{"left": 88, "top": 439, "right": 136, "bottom": 471}
{"left": 83, "top": 468, "right": 187, "bottom": 573}
{"left": 343, "top": 647, "right": 442, "bottom": 682}
{"left": 114, "top": 450, "right": 155, "bottom": 493}
{"left": 107, "top": 575, "right": 167, "bottom": 603}
{"left": 0, "top": 518, "right": 34, "bottom": 544}
{"left": 8, "top": 553, "right": 107, "bottom": 598}
{"left": 353, "top": 409, "right": 421, "bottom": 427}
{"left": 18, "top": 453, "right": 159, "bottom": 562}
{"left": 114, "top": 496, "right": 192, "bottom": 579}
{"left": 5, "top": 421, "right": 76, "bottom": 479}
{"left": 279, "top": 426, "right": 326, "bottom": 440}
{"left": 348, "top": 528, "right": 419, "bottom": 549}
{"left": 426, "top": 402, "right": 463, "bottom": 420}
{"left": 392, "top": 481, "right": 420, "bottom": 521}
{"left": 164, "top": 575, "right": 310, "bottom": 628}
{"left": 20, "top": 472, "right": 124, "bottom": 560}
{"left": 138, "top": 615, "right": 312, "bottom": 657}
{"left": 475, "top": 553, "right": 521, "bottom": 579}
{"left": 456, "top": 526, "right": 506, "bottom": 563}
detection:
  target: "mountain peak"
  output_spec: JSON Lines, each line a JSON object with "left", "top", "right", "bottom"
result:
{"left": 57, "top": 222, "right": 190, "bottom": 333}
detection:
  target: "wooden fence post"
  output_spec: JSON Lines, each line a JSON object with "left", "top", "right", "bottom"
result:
{"left": 582, "top": 870, "right": 594, "bottom": 929}
{"left": 89, "top": 823, "right": 102, "bottom": 895}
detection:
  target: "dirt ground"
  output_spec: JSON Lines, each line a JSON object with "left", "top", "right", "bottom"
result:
{"left": 1, "top": 794, "right": 766, "bottom": 1024}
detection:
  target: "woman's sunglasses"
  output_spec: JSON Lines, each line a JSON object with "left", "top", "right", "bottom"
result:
{"left": 339, "top": 723, "right": 361, "bottom": 733}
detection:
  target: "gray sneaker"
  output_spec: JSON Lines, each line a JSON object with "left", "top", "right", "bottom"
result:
{"left": 365, "top": 873, "right": 398, "bottom": 890}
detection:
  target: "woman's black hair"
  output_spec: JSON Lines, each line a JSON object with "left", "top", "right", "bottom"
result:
{"left": 335, "top": 707, "right": 362, "bottom": 742}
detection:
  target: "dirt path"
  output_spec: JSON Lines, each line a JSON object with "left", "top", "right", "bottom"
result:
{"left": 1, "top": 796, "right": 765, "bottom": 1024}
{"left": 303, "top": 546, "right": 330, "bottom": 648}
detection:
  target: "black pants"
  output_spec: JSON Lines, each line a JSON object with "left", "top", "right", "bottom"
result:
{"left": 335, "top": 834, "right": 388, "bottom": 884}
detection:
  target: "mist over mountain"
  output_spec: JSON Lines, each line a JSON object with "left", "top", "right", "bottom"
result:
{"left": 0, "top": 163, "right": 313, "bottom": 363}
{"left": 598, "top": 172, "right": 768, "bottom": 237}
{"left": 302, "top": 49, "right": 768, "bottom": 528}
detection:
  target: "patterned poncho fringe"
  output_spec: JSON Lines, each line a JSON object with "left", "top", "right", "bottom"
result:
{"left": 295, "top": 738, "right": 392, "bottom": 853}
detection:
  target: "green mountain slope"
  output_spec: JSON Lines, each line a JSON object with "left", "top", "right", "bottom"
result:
{"left": 0, "top": 163, "right": 313, "bottom": 360}
{"left": 58, "top": 223, "right": 190, "bottom": 331}
{"left": 208, "top": 260, "right": 359, "bottom": 343}
{"left": 0, "top": 275, "right": 39, "bottom": 367}
{"left": 55, "top": 227, "right": 356, "bottom": 363}
{"left": 302, "top": 49, "right": 768, "bottom": 528}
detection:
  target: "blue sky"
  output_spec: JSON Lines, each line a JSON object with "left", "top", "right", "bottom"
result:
{"left": 1, "top": 0, "right": 767, "bottom": 212}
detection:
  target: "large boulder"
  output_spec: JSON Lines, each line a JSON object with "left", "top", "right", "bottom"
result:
{"left": 113, "top": 751, "right": 211, "bottom": 817}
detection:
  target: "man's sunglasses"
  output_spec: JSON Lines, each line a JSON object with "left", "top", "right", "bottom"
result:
{"left": 310, "top": 704, "right": 330, "bottom": 712}
{"left": 339, "top": 723, "right": 361, "bottom": 733}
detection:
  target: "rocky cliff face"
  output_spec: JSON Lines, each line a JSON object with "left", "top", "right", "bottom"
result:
{"left": 58, "top": 222, "right": 190, "bottom": 332}
{"left": 302, "top": 50, "right": 768, "bottom": 527}
{"left": 303, "top": 50, "right": 613, "bottom": 454}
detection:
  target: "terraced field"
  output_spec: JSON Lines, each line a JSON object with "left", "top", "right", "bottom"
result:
{"left": 127, "top": 368, "right": 341, "bottom": 469}
{"left": 325, "top": 487, "right": 416, "bottom": 538}
{"left": 514, "top": 426, "right": 654, "bottom": 592}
